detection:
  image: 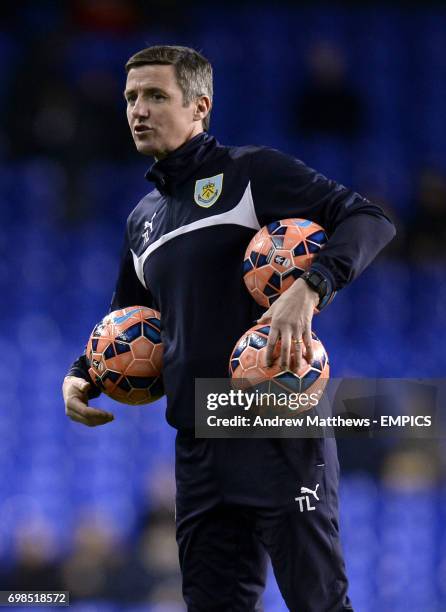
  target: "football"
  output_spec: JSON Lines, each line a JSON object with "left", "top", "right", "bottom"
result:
{"left": 243, "top": 218, "right": 327, "bottom": 308}
{"left": 86, "top": 306, "right": 164, "bottom": 405}
{"left": 229, "top": 323, "right": 329, "bottom": 398}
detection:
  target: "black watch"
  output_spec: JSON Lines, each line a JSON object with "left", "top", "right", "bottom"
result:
{"left": 300, "top": 270, "right": 330, "bottom": 309}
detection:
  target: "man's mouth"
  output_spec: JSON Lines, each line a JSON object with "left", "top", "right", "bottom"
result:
{"left": 134, "top": 125, "right": 152, "bottom": 134}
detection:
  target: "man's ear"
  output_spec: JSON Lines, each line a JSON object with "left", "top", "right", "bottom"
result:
{"left": 194, "top": 95, "right": 211, "bottom": 122}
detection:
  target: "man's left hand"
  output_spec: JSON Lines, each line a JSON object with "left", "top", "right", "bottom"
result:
{"left": 257, "top": 278, "right": 319, "bottom": 372}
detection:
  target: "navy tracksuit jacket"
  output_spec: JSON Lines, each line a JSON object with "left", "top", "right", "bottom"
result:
{"left": 68, "top": 132, "right": 395, "bottom": 611}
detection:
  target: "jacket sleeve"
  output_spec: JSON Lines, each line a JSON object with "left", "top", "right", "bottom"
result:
{"left": 250, "top": 147, "right": 396, "bottom": 292}
{"left": 66, "top": 226, "right": 153, "bottom": 394}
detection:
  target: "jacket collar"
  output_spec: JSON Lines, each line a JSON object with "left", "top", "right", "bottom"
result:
{"left": 145, "top": 132, "right": 217, "bottom": 194}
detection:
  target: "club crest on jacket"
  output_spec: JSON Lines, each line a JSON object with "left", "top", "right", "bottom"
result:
{"left": 194, "top": 173, "right": 223, "bottom": 207}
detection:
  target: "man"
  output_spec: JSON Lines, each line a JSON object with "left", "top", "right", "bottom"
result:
{"left": 63, "top": 45, "right": 395, "bottom": 611}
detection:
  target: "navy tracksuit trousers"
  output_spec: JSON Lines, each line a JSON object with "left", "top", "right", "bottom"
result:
{"left": 175, "top": 434, "right": 353, "bottom": 612}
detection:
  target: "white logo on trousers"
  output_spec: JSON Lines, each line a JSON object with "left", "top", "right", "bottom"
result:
{"left": 295, "top": 483, "right": 320, "bottom": 512}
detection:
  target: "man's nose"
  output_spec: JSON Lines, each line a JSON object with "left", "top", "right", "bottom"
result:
{"left": 131, "top": 97, "right": 149, "bottom": 119}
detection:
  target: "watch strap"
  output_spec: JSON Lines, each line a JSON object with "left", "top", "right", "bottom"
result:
{"left": 301, "top": 269, "right": 336, "bottom": 311}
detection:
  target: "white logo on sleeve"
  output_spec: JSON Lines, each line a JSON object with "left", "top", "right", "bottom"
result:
{"left": 142, "top": 211, "right": 157, "bottom": 245}
{"left": 295, "top": 483, "right": 320, "bottom": 512}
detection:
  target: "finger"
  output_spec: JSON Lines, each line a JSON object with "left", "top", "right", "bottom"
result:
{"left": 66, "top": 411, "right": 91, "bottom": 426}
{"left": 293, "top": 338, "right": 303, "bottom": 373}
{"left": 65, "top": 395, "right": 88, "bottom": 416}
{"left": 82, "top": 408, "right": 115, "bottom": 422}
{"left": 69, "top": 378, "right": 91, "bottom": 393}
{"left": 257, "top": 308, "right": 272, "bottom": 324}
{"left": 265, "top": 325, "right": 279, "bottom": 367}
{"left": 67, "top": 396, "right": 114, "bottom": 421}
{"left": 280, "top": 329, "right": 292, "bottom": 371}
{"left": 303, "top": 327, "right": 314, "bottom": 364}
{"left": 67, "top": 411, "right": 113, "bottom": 427}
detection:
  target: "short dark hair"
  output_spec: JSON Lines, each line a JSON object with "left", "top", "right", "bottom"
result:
{"left": 125, "top": 45, "right": 213, "bottom": 131}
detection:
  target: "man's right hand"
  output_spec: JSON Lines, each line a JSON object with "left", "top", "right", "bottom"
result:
{"left": 63, "top": 376, "right": 114, "bottom": 427}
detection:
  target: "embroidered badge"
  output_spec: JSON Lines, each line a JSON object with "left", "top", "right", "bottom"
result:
{"left": 194, "top": 173, "right": 223, "bottom": 208}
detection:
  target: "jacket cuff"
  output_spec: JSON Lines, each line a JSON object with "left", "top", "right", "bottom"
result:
{"left": 66, "top": 354, "right": 102, "bottom": 400}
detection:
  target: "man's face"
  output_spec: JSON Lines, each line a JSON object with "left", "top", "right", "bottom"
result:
{"left": 125, "top": 64, "right": 202, "bottom": 159}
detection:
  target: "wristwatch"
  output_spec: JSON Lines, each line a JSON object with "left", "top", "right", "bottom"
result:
{"left": 300, "top": 270, "right": 333, "bottom": 311}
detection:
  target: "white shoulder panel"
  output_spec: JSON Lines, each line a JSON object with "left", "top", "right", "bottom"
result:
{"left": 131, "top": 181, "right": 260, "bottom": 288}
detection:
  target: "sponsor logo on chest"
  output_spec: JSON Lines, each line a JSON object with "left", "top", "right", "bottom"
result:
{"left": 142, "top": 211, "right": 158, "bottom": 245}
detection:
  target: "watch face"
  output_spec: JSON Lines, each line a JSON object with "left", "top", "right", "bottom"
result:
{"left": 310, "top": 272, "right": 324, "bottom": 288}
{"left": 303, "top": 270, "right": 333, "bottom": 310}
{"left": 309, "top": 273, "right": 320, "bottom": 285}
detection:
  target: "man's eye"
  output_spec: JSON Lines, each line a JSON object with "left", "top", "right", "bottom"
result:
{"left": 126, "top": 96, "right": 136, "bottom": 105}
{"left": 152, "top": 94, "right": 166, "bottom": 102}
